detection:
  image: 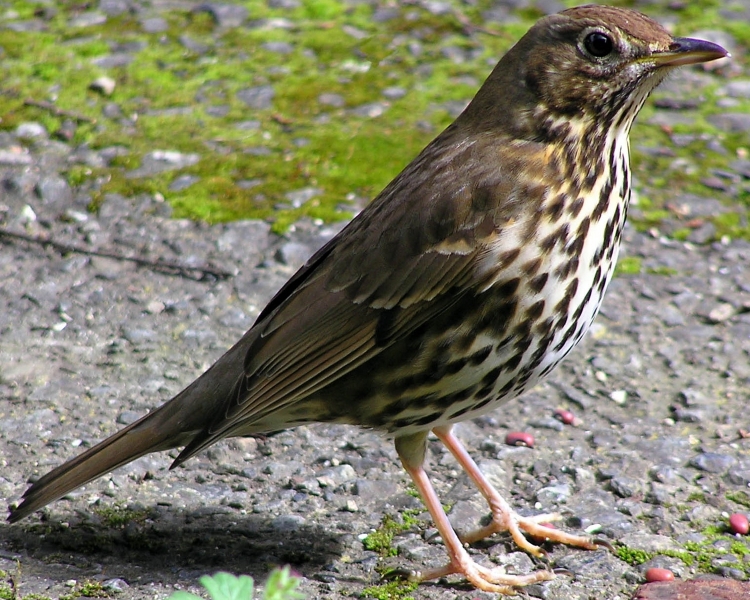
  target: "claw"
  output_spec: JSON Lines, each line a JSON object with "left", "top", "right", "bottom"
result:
{"left": 381, "top": 567, "right": 418, "bottom": 582}
{"left": 592, "top": 538, "right": 616, "bottom": 552}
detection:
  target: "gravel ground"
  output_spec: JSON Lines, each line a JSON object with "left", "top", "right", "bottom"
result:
{"left": 2, "top": 1, "right": 750, "bottom": 599}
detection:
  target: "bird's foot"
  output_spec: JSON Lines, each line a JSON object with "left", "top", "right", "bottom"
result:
{"left": 413, "top": 554, "right": 555, "bottom": 594}
{"left": 461, "top": 506, "right": 600, "bottom": 556}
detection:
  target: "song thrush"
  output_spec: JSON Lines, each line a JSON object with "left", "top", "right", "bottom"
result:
{"left": 9, "top": 5, "right": 726, "bottom": 594}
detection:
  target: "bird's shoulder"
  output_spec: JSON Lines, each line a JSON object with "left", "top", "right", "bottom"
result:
{"left": 260, "top": 130, "right": 549, "bottom": 320}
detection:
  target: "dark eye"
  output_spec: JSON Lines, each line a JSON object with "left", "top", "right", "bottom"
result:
{"left": 584, "top": 32, "right": 614, "bottom": 57}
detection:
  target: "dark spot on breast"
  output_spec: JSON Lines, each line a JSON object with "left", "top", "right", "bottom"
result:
{"left": 591, "top": 244, "right": 605, "bottom": 269}
{"left": 558, "top": 222, "right": 570, "bottom": 245}
{"left": 455, "top": 333, "right": 476, "bottom": 353}
{"left": 525, "top": 299, "right": 545, "bottom": 321}
{"left": 504, "top": 352, "right": 524, "bottom": 372}
{"left": 592, "top": 265, "right": 603, "bottom": 288}
{"left": 377, "top": 397, "right": 414, "bottom": 420}
{"left": 574, "top": 214, "right": 591, "bottom": 239}
{"left": 597, "top": 271, "right": 609, "bottom": 293}
{"left": 472, "top": 396, "right": 495, "bottom": 410}
{"left": 545, "top": 193, "right": 566, "bottom": 221}
{"left": 522, "top": 257, "right": 543, "bottom": 276}
{"left": 570, "top": 287, "right": 594, "bottom": 323}
{"left": 512, "top": 337, "right": 532, "bottom": 364}
{"left": 592, "top": 176, "right": 615, "bottom": 222}
{"left": 583, "top": 168, "right": 599, "bottom": 192}
{"left": 468, "top": 345, "right": 493, "bottom": 366}
{"left": 412, "top": 393, "right": 439, "bottom": 409}
{"left": 566, "top": 234, "right": 585, "bottom": 256}
{"left": 555, "top": 320, "right": 579, "bottom": 352}
{"left": 568, "top": 197, "right": 584, "bottom": 218}
{"left": 473, "top": 384, "right": 495, "bottom": 401}
{"left": 555, "top": 257, "right": 579, "bottom": 279}
{"left": 481, "top": 366, "right": 503, "bottom": 387}
{"left": 534, "top": 316, "right": 555, "bottom": 337}
{"left": 515, "top": 370, "right": 534, "bottom": 387}
{"left": 555, "top": 277, "right": 579, "bottom": 314}
{"left": 496, "top": 277, "right": 521, "bottom": 296}
{"left": 495, "top": 336, "right": 512, "bottom": 353}
{"left": 477, "top": 298, "right": 517, "bottom": 335}
{"left": 497, "top": 247, "right": 521, "bottom": 268}
{"left": 540, "top": 230, "right": 558, "bottom": 253}
{"left": 498, "top": 378, "right": 516, "bottom": 396}
{"left": 449, "top": 404, "right": 475, "bottom": 419}
{"left": 439, "top": 386, "right": 478, "bottom": 407}
{"left": 529, "top": 272, "right": 549, "bottom": 293}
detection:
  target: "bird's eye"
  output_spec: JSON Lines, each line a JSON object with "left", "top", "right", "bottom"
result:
{"left": 584, "top": 32, "right": 614, "bottom": 57}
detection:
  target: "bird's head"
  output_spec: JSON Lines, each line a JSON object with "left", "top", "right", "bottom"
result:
{"left": 461, "top": 5, "right": 727, "bottom": 141}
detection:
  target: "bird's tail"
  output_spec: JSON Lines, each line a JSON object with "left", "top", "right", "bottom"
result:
{"left": 7, "top": 406, "right": 188, "bottom": 523}
{"left": 8, "top": 329, "right": 257, "bottom": 523}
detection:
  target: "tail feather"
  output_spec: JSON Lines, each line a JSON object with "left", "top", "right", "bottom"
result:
{"left": 8, "top": 328, "right": 258, "bottom": 523}
{"left": 8, "top": 405, "right": 192, "bottom": 523}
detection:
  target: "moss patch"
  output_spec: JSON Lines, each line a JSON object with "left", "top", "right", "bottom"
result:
{"left": 361, "top": 580, "right": 418, "bottom": 600}
{"left": 0, "top": 1, "right": 740, "bottom": 233}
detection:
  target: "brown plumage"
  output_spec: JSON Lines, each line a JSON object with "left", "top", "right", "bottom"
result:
{"left": 9, "top": 5, "right": 726, "bottom": 593}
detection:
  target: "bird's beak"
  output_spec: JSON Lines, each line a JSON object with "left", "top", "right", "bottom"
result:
{"left": 650, "top": 37, "right": 728, "bottom": 68}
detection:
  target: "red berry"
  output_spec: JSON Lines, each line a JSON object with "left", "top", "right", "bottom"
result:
{"left": 553, "top": 408, "right": 575, "bottom": 425}
{"left": 729, "top": 513, "right": 749, "bottom": 535}
{"left": 645, "top": 568, "right": 674, "bottom": 582}
{"left": 505, "top": 431, "right": 534, "bottom": 448}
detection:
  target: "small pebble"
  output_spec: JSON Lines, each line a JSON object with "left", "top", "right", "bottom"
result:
{"left": 645, "top": 567, "right": 675, "bottom": 582}
{"left": 729, "top": 513, "right": 749, "bottom": 535}
{"left": 505, "top": 431, "right": 534, "bottom": 448}
{"left": 553, "top": 408, "right": 575, "bottom": 425}
{"left": 90, "top": 76, "right": 116, "bottom": 96}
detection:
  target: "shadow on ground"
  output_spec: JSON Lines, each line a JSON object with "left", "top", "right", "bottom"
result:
{"left": 1, "top": 509, "right": 343, "bottom": 582}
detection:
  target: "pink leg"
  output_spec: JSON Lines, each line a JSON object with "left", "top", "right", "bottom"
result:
{"left": 395, "top": 431, "right": 554, "bottom": 593}
{"left": 432, "top": 425, "right": 599, "bottom": 552}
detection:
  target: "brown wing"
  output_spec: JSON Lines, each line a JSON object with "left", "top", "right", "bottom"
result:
{"left": 174, "top": 130, "right": 542, "bottom": 463}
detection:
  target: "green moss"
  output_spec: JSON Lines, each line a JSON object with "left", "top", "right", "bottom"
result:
{"left": 615, "top": 256, "right": 642, "bottom": 276}
{"left": 713, "top": 212, "right": 750, "bottom": 241}
{"left": 727, "top": 491, "right": 750, "bottom": 509}
{"left": 93, "top": 504, "right": 149, "bottom": 528}
{"left": 59, "top": 580, "right": 110, "bottom": 600}
{"left": 361, "top": 580, "right": 417, "bottom": 600}
{"left": 78, "top": 582, "right": 109, "bottom": 598}
{"left": 659, "top": 549, "right": 695, "bottom": 566}
{"left": 362, "top": 515, "right": 402, "bottom": 556}
{"left": 362, "top": 510, "right": 423, "bottom": 557}
{"left": 616, "top": 545, "right": 652, "bottom": 566}
{"left": 646, "top": 266, "right": 678, "bottom": 276}
{"left": 0, "top": 0, "right": 741, "bottom": 234}
{"left": 671, "top": 228, "right": 691, "bottom": 242}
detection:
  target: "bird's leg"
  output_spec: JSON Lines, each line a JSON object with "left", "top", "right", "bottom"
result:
{"left": 432, "top": 425, "right": 599, "bottom": 552}
{"left": 395, "top": 431, "right": 554, "bottom": 594}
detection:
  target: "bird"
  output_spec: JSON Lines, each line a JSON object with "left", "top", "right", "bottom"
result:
{"left": 9, "top": 5, "right": 726, "bottom": 594}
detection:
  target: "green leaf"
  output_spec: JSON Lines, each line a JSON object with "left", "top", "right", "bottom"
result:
{"left": 199, "top": 572, "right": 255, "bottom": 600}
{"left": 263, "top": 566, "right": 304, "bottom": 600}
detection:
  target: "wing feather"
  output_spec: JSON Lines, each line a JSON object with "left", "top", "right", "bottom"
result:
{"left": 175, "top": 132, "right": 543, "bottom": 462}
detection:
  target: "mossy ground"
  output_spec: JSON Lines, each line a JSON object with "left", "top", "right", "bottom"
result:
{"left": 617, "top": 488, "right": 750, "bottom": 580}
{"left": 0, "top": 0, "right": 744, "bottom": 237}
